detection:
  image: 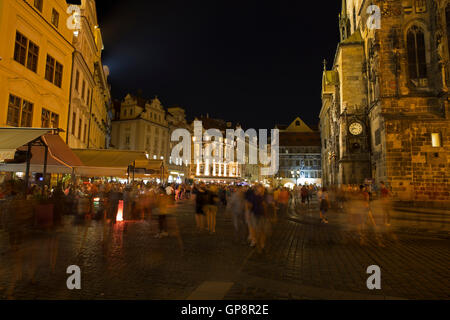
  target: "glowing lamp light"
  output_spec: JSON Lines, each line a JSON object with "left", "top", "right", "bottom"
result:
{"left": 116, "top": 200, "right": 124, "bottom": 221}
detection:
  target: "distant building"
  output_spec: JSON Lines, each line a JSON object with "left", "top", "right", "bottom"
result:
{"left": 274, "top": 117, "right": 322, "bottom": 187}
{"left": 111, "top": 93, "right": 169, "bottom": 159}
{"left": 0, "top": 0, "right": 74, "bottom": 139}
{"left": 188, "top": 115, "right": 259, "bottom": 183}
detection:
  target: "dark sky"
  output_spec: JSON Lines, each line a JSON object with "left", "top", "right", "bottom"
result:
{"left": 96, "top": 0, "right": 341, "bottom": 129}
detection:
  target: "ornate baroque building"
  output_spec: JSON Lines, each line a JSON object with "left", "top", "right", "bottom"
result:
{"left": 66, "top": 0, "right": 112, "bottom": 149}
{"left": 111, "top": 94, "right": 170, "bottom": 160}
{"left": 320, "top": 0, "right": 450, "bottom": 206}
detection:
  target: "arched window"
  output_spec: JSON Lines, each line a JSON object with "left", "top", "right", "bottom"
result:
{"left": 295, "top": 120, "right": 300, "bottom": 126}
{"left": 406, "top": 26, "right": 427, "bottom": 84}
{"left": 446, "top": 5, "right": 450, "bottom": 57}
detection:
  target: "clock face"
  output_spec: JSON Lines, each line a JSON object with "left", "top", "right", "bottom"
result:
{"left": 349, "top": 122, "right": 363, "bottom": 135}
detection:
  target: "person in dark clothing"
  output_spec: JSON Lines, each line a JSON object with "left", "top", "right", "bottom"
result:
{"left": 194, "top": 185, "right": 207, "bottom": 231}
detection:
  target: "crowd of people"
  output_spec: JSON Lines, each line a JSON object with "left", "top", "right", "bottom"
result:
{"left": 0, "top": 177, "right": 397, "bottom": 297}
{"left": 0, "top": 179, "right": 395, "bottom": 243}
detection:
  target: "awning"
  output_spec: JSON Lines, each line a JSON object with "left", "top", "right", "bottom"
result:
{"left": 0, "top": 133, "right": 83, "bottom": 174}
{"left": 72, "top": 149, "right": 148, "bottom": 177}
{"left": 0, "top": 128, "right": 52, "bottom": 161}
{"left": 134, "top": 159, "right": 163, "bottom": 171}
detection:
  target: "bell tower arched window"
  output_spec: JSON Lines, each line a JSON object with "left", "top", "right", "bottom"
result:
{"left": 446, "top": 5, "right": 450, "bottom": 58}
{"left": 406, "top": 26, "right": 427, "bottom": 86}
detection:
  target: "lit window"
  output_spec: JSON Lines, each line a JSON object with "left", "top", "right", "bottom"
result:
{"left": 34, "top": 0, "right": 43, "bottom": 12}
{"left": 45, "top": 54, "right": 63, "bottom": 87}
{"left": 431, "top": 133, "right": 441, "bottom": 147}
{"left": 14, "top": 32, "right": 39, "bottom": 73}
{"left": 51, "top": 9, "right": 59, "bottom": 28}
{"left": 7, "top": 94, "right": 33, "bottom": 127}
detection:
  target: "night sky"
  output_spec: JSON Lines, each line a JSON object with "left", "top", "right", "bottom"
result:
{"left": 96, "top": 0, "right": 341, "bottom": 129}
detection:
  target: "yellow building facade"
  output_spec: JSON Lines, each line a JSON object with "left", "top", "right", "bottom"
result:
{"left": 0, "top": 0, "right": 74, "bottom": 138}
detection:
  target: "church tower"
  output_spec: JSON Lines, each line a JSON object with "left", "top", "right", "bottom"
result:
{"left": 339, "top": 0, "right": 350, "bottom": 41}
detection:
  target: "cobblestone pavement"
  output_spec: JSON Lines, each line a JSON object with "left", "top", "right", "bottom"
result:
{"left": 0, "top": 199, "right": 449, "bottom": 300}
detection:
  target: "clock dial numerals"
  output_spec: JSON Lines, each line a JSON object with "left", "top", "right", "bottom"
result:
{"left": 349, "top": 122, "right": 363, "bottom": 135}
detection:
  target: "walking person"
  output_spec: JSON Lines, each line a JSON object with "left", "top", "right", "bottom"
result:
{"left": 154, "top": 187, "right": 171, "bottom": 238}
{"left": 203, "top": 186, "right": 218, "bottom": 234}
{"left": 228, "top": 187, "right": 247, "bottom": 243}
{"left": 194, "top": 185, "right": 207, "bottom": 232}
{"left": 379, "top": 181, "right": 392, "bottom": 226}
{"left": 317, "top": 187, "right": 329, "bottom": 224}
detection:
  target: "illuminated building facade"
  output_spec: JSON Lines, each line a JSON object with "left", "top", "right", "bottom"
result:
{"left": 111, "top": 93, "right": 170, "bottom": 159}
{"left": 320, "top": 0, "right": 450, "bottom": 206}
{"left": 188, "top": 116, "right": 244, "bottom": 183}
{"left": 0, "top": 0, "right": 74, "bottom": 138}
{"left": 66, "top": 0, "right": 111, "bottom": 149}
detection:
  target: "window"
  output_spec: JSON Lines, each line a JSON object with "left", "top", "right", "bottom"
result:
{"left": 375, "top": 128, "right": 381, "bottom": 145}
{"left": 446, "top": 5, "right": 450, "bottom": 62}
{"left": 81, "top": 80, "right": 86, "bottom": 100}
{"left": 84, "top": 124, "right": 87, "bottom": 143}
{"left": 86, "top": 88, "right": 90, "bottom": 105}
{"left": 51, "top": 9, "right": 59, "bottom": 28}
{"left": 42, "top": 108, "right": 59, "bottom": 128}
{"left": 41, "top": 108, "right": 50, "bottom": 128}
{"left": 295, "top": 120, "right": 300, "bottom": 126}
{"left": 14, "top": 32, "right": 39, "bottom": 72}
{"left": 51, "top": 112, "right": 59, "bottom": 128}
{"left": 27, "top": 41, "right": 39, "bottom": 72}
{"left": 45, "top": 55, "right": 63, "bottom": 87}
{"left": 54, "top": 61, "right": 63, "bottom": 87}
{"left": 407, "top": 26, "right": 427, "bottom": 86}
{"left": 21, "top": 100, "right": 33, "bottom": 127}
{"left": 78, "top": 119, "right": 82, "bottom": 139}
{"left": 75, "top": 70, "right": 80, "bottom": 91}
{"left": 71, "top": 112, "right": 76, "bottom": 135}
{"left": 34, "top": 0, "right": 43, "bottom": 12}
{"left": 415, "top": 0, "right": 427, "bottom": 13}
{"left": 14, "top": 32, "right": 27, "bottom": 65}
{"left": 7, "top": 94, "right": 33, "bottom": 127}
{"left": 431, "top": 133, "right": 441, "bottom": 147}
{"left": 125, "top": 136, "right": 130, "bottom": 145}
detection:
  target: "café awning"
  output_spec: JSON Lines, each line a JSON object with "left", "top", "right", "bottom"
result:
{"left": 72, "top": 149, "right": 148, "bottom": 177}
{"left": 0, "top": 133, "right": 83, "bottom": 174}
{"left": 0, "top": 128, "right": 52, "bottom": 161}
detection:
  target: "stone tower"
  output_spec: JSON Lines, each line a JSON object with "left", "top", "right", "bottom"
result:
{"left": 321, "top": 0, "right": 450, "bottom": 207}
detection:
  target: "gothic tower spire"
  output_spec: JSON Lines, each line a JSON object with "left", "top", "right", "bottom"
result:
{"left": 339, "top": 0, "right": 350, "bottom": 41}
